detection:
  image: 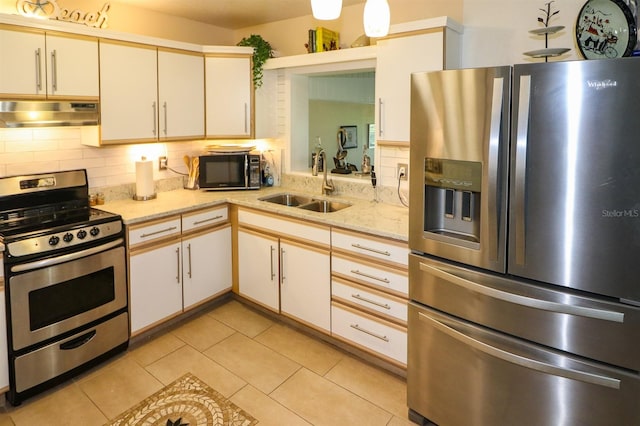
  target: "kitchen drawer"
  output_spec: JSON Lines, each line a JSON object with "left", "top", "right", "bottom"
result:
{"left": 128, "top": 216, "right": 181, "bottom": 248}
{"left": 331, "top": 302, "right": 407, "bottom": 366}
{"left": 238, "top": 208, "right": 330, "bottom": 246}
{"left": 332, "top": 229, "right": 408, "bottom": 267}
{"left": 182, "top": 205, "right": 228, "bottom": 234}
{"left": 332, "top": 277, "right": 407, "bottom": 324}
{"left": 332, "top": 253, "right": 408, "bottom": 296}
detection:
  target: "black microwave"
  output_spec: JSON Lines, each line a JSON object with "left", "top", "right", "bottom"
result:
{"left": 198, "top": 154, "right": 261, "bottom": 190}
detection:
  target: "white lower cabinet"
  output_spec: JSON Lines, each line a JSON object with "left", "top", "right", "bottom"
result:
{"left": 331, "top": 228, "right": 409, "bottom": 368}
{"left": 128, "top": 206, "right": 231, "bottom": 335}
{"left": 331, "top": 303, "right": 407, "bottom": 365}
{"left": 237, "top": 229, "right": 279, "bottom": 311}
{"left": 237, "top": 208, "right": 331, "bottom": 332}
{"left": 130, "top": 239, "right": 183, "bottom": 333}
{"left": 183, "top": 225, "right": 231, "bottom": 310}
{"left": 279, "top": 239, "right": 330, "bottom": 331}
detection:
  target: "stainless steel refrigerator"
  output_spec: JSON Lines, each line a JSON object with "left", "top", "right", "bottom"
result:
{"left": 407, "top": 59, "right": 640, "bottom": 426}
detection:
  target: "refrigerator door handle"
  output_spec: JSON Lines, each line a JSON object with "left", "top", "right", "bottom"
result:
{"left": 487, "top": 77, "right": 504, "bottom": 262}
{"left": 418, "top": 311, "right": 621, "bottom": 389}
{"left": 514, "top": 75, "right": 531, "bottom": 265}
{"left": 419, "top": 262, "right": 625, "bottom": 323}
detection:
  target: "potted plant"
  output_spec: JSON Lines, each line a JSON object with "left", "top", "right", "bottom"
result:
{"left": 237, "top": 34, "right": 274, "bottom": 88}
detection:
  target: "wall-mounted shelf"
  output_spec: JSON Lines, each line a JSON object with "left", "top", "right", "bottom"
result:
{"left": 263, "top": 45, "right": 378, "bottom": 70}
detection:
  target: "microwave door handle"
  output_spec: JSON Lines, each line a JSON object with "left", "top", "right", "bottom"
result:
{"left": 244, "top": 155, "right": 249, "bottom": 188}
{"left": 487, "top": 76, "right": 504, "bottom": 262}
{"left": 514, "top": 75, "right": 531, "bottom": 266}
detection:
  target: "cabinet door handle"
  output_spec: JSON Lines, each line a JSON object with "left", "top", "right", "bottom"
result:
{"left": 175, "top": 247, "right": 181, "bottom": 283}
{"left": 351, "top": 293, "right": 391, "bottom": 310}
{"left": 280, "top": 247, "right": 286, "bottom": 285}
{"left": 140, "top": 226, "right": 177, "bottom": 238}
{"left": 35, "top": 48, "right": 42, "bottom": 92}
{"left": 351, "top": 243, "right": 391, "bottom": 257}
{"left": 244, "top": 102, "right": 248, "bottom": 133}
{"left": 51, "top": 49, "right": 58, "bottom": 92}
{"left": 152, "top": 101, "right": 157, "bottom": 136}
{"left": 192, "top": 215, "right": 223, "bottom": 226}
{"left": 163, "top": 101, "right": 168, "bottom": 136}
{"left": 378, "top": 98, "right": 384, "bottom": 137}
{"left": 350, "top": 324, "right": 389, "bottom": 342}
{"left": 187, "top": 243, "right": 192, "bottom": 278}
{"left": 270, "top": 245, "right": 276, "bottom": 280}
{"left": 350, "top": 269, "right": 390, "bottom": 284}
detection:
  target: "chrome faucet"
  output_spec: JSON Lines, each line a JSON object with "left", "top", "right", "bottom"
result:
{"left": 315, "top": 149, "right": 334, "bottom": 195}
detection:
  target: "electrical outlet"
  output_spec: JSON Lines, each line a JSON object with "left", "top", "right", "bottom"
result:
{"left": 397, "top": 163, "right": 408, "bottom": 181}
{"left": 159, "top": 156, "right": 168, "bottom": 170}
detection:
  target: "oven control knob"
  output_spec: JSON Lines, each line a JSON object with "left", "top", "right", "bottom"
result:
{"left": 63, "top": 232, "right": 74, "bottom": 243}
{"left": 48, "top": 235, "right": 60, "bottom": 246}
{"left": 77, "top": 230, "right": 87, "bottom": 239}
{"left": 90, "top": 227, "right": 100, "bottom": 237}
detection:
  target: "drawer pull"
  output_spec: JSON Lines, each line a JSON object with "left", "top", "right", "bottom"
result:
{"left": 140, "top": 226, "right": 178, "bottom": 238}
{"left": 350, "top": 324, "right": 389, "bottom": 342}
{"left": 351, "top": 293, "right": 391, "bottom": 310}
{"left": 351, "top": 243, "right": 391, "bottom": 257}
{"left": 350, "top": 269, "right": 390, "bottom": 284}
{"left": 192, "top": 215, "right": 223, "bottom": 226}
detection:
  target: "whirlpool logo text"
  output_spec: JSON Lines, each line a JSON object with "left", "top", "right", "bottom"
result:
{"left": 587, "top": 79, "right": 617, "bottom": 90}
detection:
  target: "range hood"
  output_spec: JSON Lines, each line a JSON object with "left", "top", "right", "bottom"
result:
{"left": 0, "top": 101, "right": 99, "bottom": 128}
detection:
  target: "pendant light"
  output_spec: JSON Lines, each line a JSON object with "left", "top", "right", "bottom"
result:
{"left": 363, "top": 0, "right": 390, "bottom": 37}
{"left": 311, "top": 0, "right": 342, "bottom": 20}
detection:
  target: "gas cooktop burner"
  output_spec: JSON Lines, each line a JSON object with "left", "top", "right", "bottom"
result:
{"left": 0, "top": 201, "right": 90, "bottom": 236}
{"left": 0, "top": 170, "right": 124, "bottom": 259}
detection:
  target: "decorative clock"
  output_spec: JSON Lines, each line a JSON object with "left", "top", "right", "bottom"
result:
{"left": 576, "top": 0, "right": 637, "bottom": 59}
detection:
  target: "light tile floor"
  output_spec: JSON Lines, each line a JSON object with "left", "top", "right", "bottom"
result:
{"left": 0, "top": 300, "right": 412, "bottom": 426}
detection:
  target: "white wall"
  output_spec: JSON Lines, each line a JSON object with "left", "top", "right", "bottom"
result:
{"left": 462, "top": 0, "right": 587, "bottom": 68}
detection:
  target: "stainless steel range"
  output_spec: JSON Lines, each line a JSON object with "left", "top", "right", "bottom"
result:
{"left": 0, "top": 169, "right": 128, "bottom": 406}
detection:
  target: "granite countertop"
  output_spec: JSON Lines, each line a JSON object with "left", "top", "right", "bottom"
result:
{"left": 98, "top": 187, "right": 409, "bottom": 242}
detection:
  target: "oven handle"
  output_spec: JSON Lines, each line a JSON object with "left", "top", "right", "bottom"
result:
{"left": 60, "top": 330, "right": 96, "bottom": 350}
{"left": 11, "top": 238, "right": 124, "bottom": 273}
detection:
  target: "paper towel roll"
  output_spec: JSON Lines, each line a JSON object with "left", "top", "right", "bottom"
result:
{"left": 134, "top": 158, "right": 156, "bottom": 200}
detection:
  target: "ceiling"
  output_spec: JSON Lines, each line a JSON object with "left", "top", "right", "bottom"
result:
{"left": 121, "top": 0, "right": 366, "bottom": 30}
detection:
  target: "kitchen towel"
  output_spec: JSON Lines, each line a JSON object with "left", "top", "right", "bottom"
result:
{"left": 135, "top": 157, "right": 155, "bottom": 200}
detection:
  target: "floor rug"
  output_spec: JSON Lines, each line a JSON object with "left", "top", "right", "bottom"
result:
{"left": 106, "top": 373, "right": 258, "bottom": 426}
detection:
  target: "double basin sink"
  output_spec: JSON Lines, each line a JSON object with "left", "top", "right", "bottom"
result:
{"left": 259, "top": 193, "right": 351, "bottom": 213}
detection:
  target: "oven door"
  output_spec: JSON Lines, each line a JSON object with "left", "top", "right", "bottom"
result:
{"left": 7, "top": 239, "right": 127, "bottom": 351}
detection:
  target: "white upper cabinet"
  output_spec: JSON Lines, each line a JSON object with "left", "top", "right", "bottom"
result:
{"left": 205, "top": 55, "right": 253, "bottom": 138}
{"left": 375, "top": 19, "right": 461, "bottom": 144}
{"left": 100, "top": 41, "right": 205, "bottom": 144}
{"left": 99, "top": 41, "right": 158, "bottom": 143}
{"left": 158, "top": 49, "right": 205, "bottom": 140}
{"left": 45, "top": 34, "right": 99, "bottom": 98}
{"left": 0, "top": 27, "right": 98, "bottom": 99}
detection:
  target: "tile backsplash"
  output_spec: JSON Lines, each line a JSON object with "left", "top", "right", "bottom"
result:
{"left": 0, "top": 126, "right": 211, "bottom": 194}
{"left": 0, "top": 127, "right": 410, "bottom": 207}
